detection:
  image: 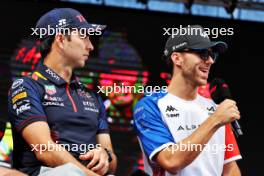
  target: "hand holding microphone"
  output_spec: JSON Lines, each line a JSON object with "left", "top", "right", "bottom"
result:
{"left": 209, "top": 78, "right": 243, "bottom": 137}
{"left": 212, "top": 99, "right": 240, "bottom": 126}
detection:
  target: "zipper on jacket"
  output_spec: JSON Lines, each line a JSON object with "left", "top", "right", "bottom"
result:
{"left": 66, "top": 84, "right": 77, "bottom": 112}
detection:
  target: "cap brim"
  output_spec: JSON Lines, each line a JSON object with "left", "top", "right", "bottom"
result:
{"left": 90, "top": 23, "right": 107, "bottom": 31}
{"left": 210, "top": 41, "right": 228, "bottom": 53}
{"left": 78, "top": 23, "right": 107, "bottom": 37}
{"left": 190, "top": 41, "right": 228, "bottom": 53}
{"left": 80, "top": 23, "right": 107, "bottom": 31}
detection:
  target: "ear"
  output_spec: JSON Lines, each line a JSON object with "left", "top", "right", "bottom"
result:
{"left": 54, "top": 34, "right": 65, "bottom": 49}
{"left": 171, "top": 52, "right": 183, "bottom": 66}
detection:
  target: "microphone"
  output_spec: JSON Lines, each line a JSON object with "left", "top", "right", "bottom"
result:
{"left": 209, "top": 78, "right": 243, "bottom": 137}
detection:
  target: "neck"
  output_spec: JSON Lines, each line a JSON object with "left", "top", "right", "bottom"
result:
{"left": 167, "top": 73, "right": 198, "bottom": 100}
{"left": 43, "top": 51, "right": 73, "bottom": 83}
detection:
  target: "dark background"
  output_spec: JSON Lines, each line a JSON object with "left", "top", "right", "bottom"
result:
{"left": 1, "top": 1, "right": 264, "bottom": 175}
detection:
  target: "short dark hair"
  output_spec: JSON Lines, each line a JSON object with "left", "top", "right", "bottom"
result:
{"left": 164, "top": 54, "right": 174, "bottom": 74}
{"left": 38, "top": 36, "right": 55, "bottom": 59}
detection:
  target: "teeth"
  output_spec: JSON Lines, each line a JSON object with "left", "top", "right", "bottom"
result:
{"left": 200, "top": 69, "right": 208, "bottom": 73}
{"left": 200, "top": 68, "right": 209, "bottom": 72}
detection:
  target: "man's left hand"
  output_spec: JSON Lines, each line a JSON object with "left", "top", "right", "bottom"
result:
{"left": 79, "top": 147, "right": 109, "bottom": 175}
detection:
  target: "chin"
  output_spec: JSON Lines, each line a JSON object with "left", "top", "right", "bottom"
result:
{"left": 200, "top": 79, "right": 208, "bottom": 86}
{"left": 75, "top": 61, "right": 86, "bottom": 68}
{"left": 80, "top": 62, "right": 86, "bottom": 68}
{"left": 196, "top": 78, "right": 207, "bottom": 86}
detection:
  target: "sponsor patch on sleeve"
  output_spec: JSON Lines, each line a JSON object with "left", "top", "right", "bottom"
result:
{"left": 12, "top": 79, "right": 24, "bottom": 89}
{"left": 12, "top": 92, "right": 28, "bottom": 104}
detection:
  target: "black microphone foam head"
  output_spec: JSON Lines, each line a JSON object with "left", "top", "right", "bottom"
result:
{"left": 209, "top": 78, "right": 231, "bottom": 104}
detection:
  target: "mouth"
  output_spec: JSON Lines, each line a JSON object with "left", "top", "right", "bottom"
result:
{"left": 83, "top": 54, "right": 89, "bottom": 59}
{"left": 198, "top": 67, "right": 210, "bottom": 78}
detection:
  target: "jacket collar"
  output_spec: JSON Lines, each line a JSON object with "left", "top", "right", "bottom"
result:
{"left": 36, "top": 62, "right": 79, "bottom": 86}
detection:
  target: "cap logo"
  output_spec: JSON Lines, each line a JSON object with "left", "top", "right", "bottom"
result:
{"left": 58, "top": 19, "right": 66, "bottom": 26}
{"left": 172, "top": 42, "right": 187, "bottom": 50}
{"left": 200, "top": 31, "right": 209, "bottom": 39}
{"left": 164, "top": 49, "right": 169, "bottom": 56}
{"left": 76, "top": 15, "right": 86, "bottom": 22}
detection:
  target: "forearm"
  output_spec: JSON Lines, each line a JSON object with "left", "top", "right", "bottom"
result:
{"left": 222, "top": 162, "right": 241, "bottom": 176}
{"left": 222, "top": 168, "right": 241, "bottom": 176}
{"left": 35, "top": 142, "right": 99, "bottom": 176}
{"left": 0, "top": 167, "right": 11, "bottom": 174}
{"left": 0, "top": 167, "right": 28, "bottom": 176}
{"left": 158, "top": 115, "right": 220, "bottom": 172}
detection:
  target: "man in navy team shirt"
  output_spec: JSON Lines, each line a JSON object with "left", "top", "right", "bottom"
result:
{"left": 8, "top": 8, "right": 117, "bottom": 176}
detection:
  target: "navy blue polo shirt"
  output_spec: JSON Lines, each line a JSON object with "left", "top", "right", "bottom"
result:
{"left": 8, "top": 62, "right": 109, "bottom": 176}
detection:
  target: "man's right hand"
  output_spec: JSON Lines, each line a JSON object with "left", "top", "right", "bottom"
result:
{"left": 211, "top": 99, "right": 241, "bottom": 127}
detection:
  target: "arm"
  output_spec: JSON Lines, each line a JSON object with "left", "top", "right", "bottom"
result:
{"left": 222, "top": 161, "right": 241, "bottom": 176}
{"left": 79, "top": 94, "right": 117, "bottom": 175}
{"left": 0, "top": 167, "right": 28, "bottom": 176}
{"left": 22, "top": 121, "right": 99, "bottom": 176}
{"left": 155, "top": 115, "right": 219, "bottom": 174}
{"left": 222, "top": 124, "right": 242, "bottom": 176}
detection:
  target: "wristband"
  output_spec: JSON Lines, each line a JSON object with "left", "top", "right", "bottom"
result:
{"left": 104, "top": 148, "right": 113, "bottom": 163}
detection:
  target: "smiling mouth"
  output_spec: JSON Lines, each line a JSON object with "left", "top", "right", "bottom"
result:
{"left": 199, "top": 67, "right": 210, "bottom": 78}
{"left": 200, "top": 68, "right": 209, "bottom": 73}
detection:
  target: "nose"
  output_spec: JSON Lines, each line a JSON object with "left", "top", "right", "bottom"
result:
{"left": 206, "top": 56, "right": 214, "bottom": 65}
{"left": 85, "top": 38, "right": 94, "bottom": 51}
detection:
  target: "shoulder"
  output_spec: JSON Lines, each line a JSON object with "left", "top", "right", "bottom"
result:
{"left": 9, "top": 76, "right": 44, "bottom": 100}
{"left": 11, "top": 71, "right": 50, "bottom": 89}
{"left": 10, "top": 77, "right": 36, "bottom": 93}
{"left": 11, "top": 77, "right": 33, "bottom": 88}
{"left": 197, "top": 94, "right": 216, "bottom": 106}
{"left": 136, "top": 93, "right": 167, "bottom": 107}
{"left": 134, "top": 92, "right": 168, "bottom": 117}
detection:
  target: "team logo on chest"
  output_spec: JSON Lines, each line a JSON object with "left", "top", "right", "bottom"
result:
{"left": 165, "top": 105, "right": 180, "bottom": 118}
{"left": 83, "top": 101, "right": 99, "bottom": 112}
{"left": 206, "top": 106, "right": 216, "bottom": 115}
{"left": 44, "top": 85, "right": 57, "bottom": 95}
{"left": 77, "top": 89, "right": 92, "bottom": 99}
